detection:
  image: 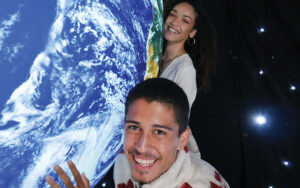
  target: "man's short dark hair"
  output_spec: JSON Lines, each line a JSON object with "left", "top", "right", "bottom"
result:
{"left": 125, "top": 78, "right": 189, "bottom": 135}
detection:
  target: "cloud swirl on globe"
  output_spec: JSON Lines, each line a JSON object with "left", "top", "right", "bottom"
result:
{"left": 0, "top": 0, "right": 162, "bottom": 187}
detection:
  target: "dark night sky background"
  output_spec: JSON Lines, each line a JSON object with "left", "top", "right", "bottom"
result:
{"left": 191, "top": 0, "right": 299, "bottom": 187}
{"left": 98, "top": 0, "right": 300, "bottom": 187}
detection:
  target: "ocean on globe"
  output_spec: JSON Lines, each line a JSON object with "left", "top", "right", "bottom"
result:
{"left": 0, "top": 0, "right": 162, "bottom": 187}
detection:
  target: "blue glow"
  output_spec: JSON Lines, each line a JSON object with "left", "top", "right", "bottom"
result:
{"left": 290, "top": 85, "right": 296, "bottom": 91}
{"left": 282, "top": 160, "right": 290, "bottom": 167}
{"left": 258, "top": 26, "right": 266, "bottom": 33}
{"left": 254, "top": 115, "right": 267, "bottom": 125}
{"left": 259, "top": 69, "right": 264, "bottom": 75}
{"left": 269, "top": 186, "right": 274, "bottom": 188}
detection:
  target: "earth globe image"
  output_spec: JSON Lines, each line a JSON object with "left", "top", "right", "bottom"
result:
{"left": 0, "top": 0, "right": 162, "bottom": 187}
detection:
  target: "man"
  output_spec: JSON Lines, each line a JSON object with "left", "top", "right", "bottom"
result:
{"left": 46, "top": 78, "right": 229, "bottom": 188}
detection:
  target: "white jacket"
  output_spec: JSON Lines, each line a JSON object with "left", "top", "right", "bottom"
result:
{"left": 114, "top": 146, "right": 229, "bottom": 188}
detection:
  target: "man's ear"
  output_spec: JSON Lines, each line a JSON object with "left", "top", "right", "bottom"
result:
{"left": 177, "top": 127, "right": 191, "bottom": 150}
{"left": 189, "top": 29, "right": 197, "bottom": 39}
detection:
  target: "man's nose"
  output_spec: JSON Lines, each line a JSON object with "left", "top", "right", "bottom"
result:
{"left": 135, "top": 133, "right": 152, "bottom": 153}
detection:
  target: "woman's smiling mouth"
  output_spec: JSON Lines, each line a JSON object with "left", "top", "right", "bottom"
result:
{"left": 167, "top": 26, "right": 179, "bottom": 34}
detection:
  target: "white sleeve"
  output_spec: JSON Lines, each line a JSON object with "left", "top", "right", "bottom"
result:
{"left": 176, "top": 66, "right": 197, "bottom": 108}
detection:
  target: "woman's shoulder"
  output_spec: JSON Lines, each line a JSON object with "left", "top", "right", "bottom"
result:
{"left": 175, "top": 53, "right": 192, "bottom": 62}
{"left": 173, "top": 54, "right": 194, "bottom": 68}
{"left": 160, "top": 54, "right": 195, "bottom": 78}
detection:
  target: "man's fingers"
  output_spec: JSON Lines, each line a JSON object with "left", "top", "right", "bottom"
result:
{"left": 54, "top": 165, "right": 75, "bottom": 188}
{"left": 46, "top": 161, "right": 89, "bottom": 188}
{"left": 81, "top": 173, "right": 90, "bottom": 187}
{"left": 45, "top": 175, "right": 61, "bottom": 188}
{"left": 67, "top": 160, "right": 86, "bottom": 188}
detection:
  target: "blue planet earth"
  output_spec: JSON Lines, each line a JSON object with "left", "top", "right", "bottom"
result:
{"left": 0, "top": 0, "right": 162, "bottom": 187}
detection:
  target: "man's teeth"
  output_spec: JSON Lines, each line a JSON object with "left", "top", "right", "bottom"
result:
{"left": 169, "top": 27, "right": 178, "bottom": 33}
{"left": 135, "top": 157, "right": 155, "bottom": 166}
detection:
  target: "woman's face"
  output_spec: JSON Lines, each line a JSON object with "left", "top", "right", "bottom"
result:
{"left": 164, "top": 2, "right": 197, "bottom": 45}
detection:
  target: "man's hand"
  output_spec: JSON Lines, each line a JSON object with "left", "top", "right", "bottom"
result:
{"left": 46, "top": 160, "right": 90, "bottom": 188}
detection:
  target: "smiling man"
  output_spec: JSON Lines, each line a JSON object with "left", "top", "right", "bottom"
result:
{"left": 46, "top": 78, "right": 229, "bottom": 188}
{"left": 114, "top": 78, "right": 229, "bottom": 187}
{"left": 120, "top": 85, "right": 190, "bottom": 184}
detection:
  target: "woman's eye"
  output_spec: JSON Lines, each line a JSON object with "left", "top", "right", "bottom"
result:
{"left": 169, "top": 13, "right": 176, "bottom": 17}
{"left": 183, "top": 19, "right": 190, "bottom": 24}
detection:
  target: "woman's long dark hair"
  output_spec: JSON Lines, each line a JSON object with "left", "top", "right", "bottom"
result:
{"left": 163, "top": 0, "right": 217, "bottom": 93}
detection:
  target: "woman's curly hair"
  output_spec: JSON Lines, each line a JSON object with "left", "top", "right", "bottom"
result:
{"left": 163, "top": 0, "right": 218, "bottom": 93}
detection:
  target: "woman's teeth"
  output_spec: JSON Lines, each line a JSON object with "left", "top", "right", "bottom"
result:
{"left": 168, "top": 27, "right": 179, "bottom": 33}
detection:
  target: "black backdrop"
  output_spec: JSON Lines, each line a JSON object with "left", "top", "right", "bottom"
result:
{"left": 190, "top": 0, "right": 300, "bottom": 187}
{"left": 98, "top": 0, "right": 300, "bottom": 187}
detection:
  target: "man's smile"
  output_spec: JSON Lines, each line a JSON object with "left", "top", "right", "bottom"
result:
{"left": 134, "top": 156, "right": 156, "bottom": 167}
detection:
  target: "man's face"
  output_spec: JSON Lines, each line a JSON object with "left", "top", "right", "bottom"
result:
{"left": 123, "top": 98, "right": 189, "bottom": 183}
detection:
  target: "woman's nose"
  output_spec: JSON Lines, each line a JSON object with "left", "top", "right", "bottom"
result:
{"left": 170, "top": 17, "right": 180, "bottom": 26}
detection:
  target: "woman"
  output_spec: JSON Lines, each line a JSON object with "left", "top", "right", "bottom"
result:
{"left": 159, "top": 0, "right": 217, "bottom": 155}
{"left": 160, "top": 0, "right": 217, "bottom": 108}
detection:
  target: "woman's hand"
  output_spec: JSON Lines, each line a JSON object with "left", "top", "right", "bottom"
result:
{"left": 46, "top": 160, "right": 90, "bottom": 188}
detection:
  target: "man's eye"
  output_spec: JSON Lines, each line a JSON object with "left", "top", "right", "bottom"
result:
{"left": 155, "top": 130, "right": 166, "bottom": 135}
{"left": 127, "top": 125, "right": 139, "bottom": 131}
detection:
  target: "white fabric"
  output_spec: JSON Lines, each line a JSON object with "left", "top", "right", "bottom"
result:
{"left": 159, "top": 54, "right": 200, "bottom": 157}
{"left": 159, "top": 54, "right": 197, "bottom": 109}
{"left": 114, "top": 148, "right": 229, "bottom": 188}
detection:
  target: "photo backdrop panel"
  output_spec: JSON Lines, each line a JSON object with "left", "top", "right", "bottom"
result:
{"left": 0, "top": 0, "right": 162, "bottom": 187}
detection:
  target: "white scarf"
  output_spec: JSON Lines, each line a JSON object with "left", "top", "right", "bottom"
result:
{"left": 113, "top": 144, "right": 229, "bottom": 188}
